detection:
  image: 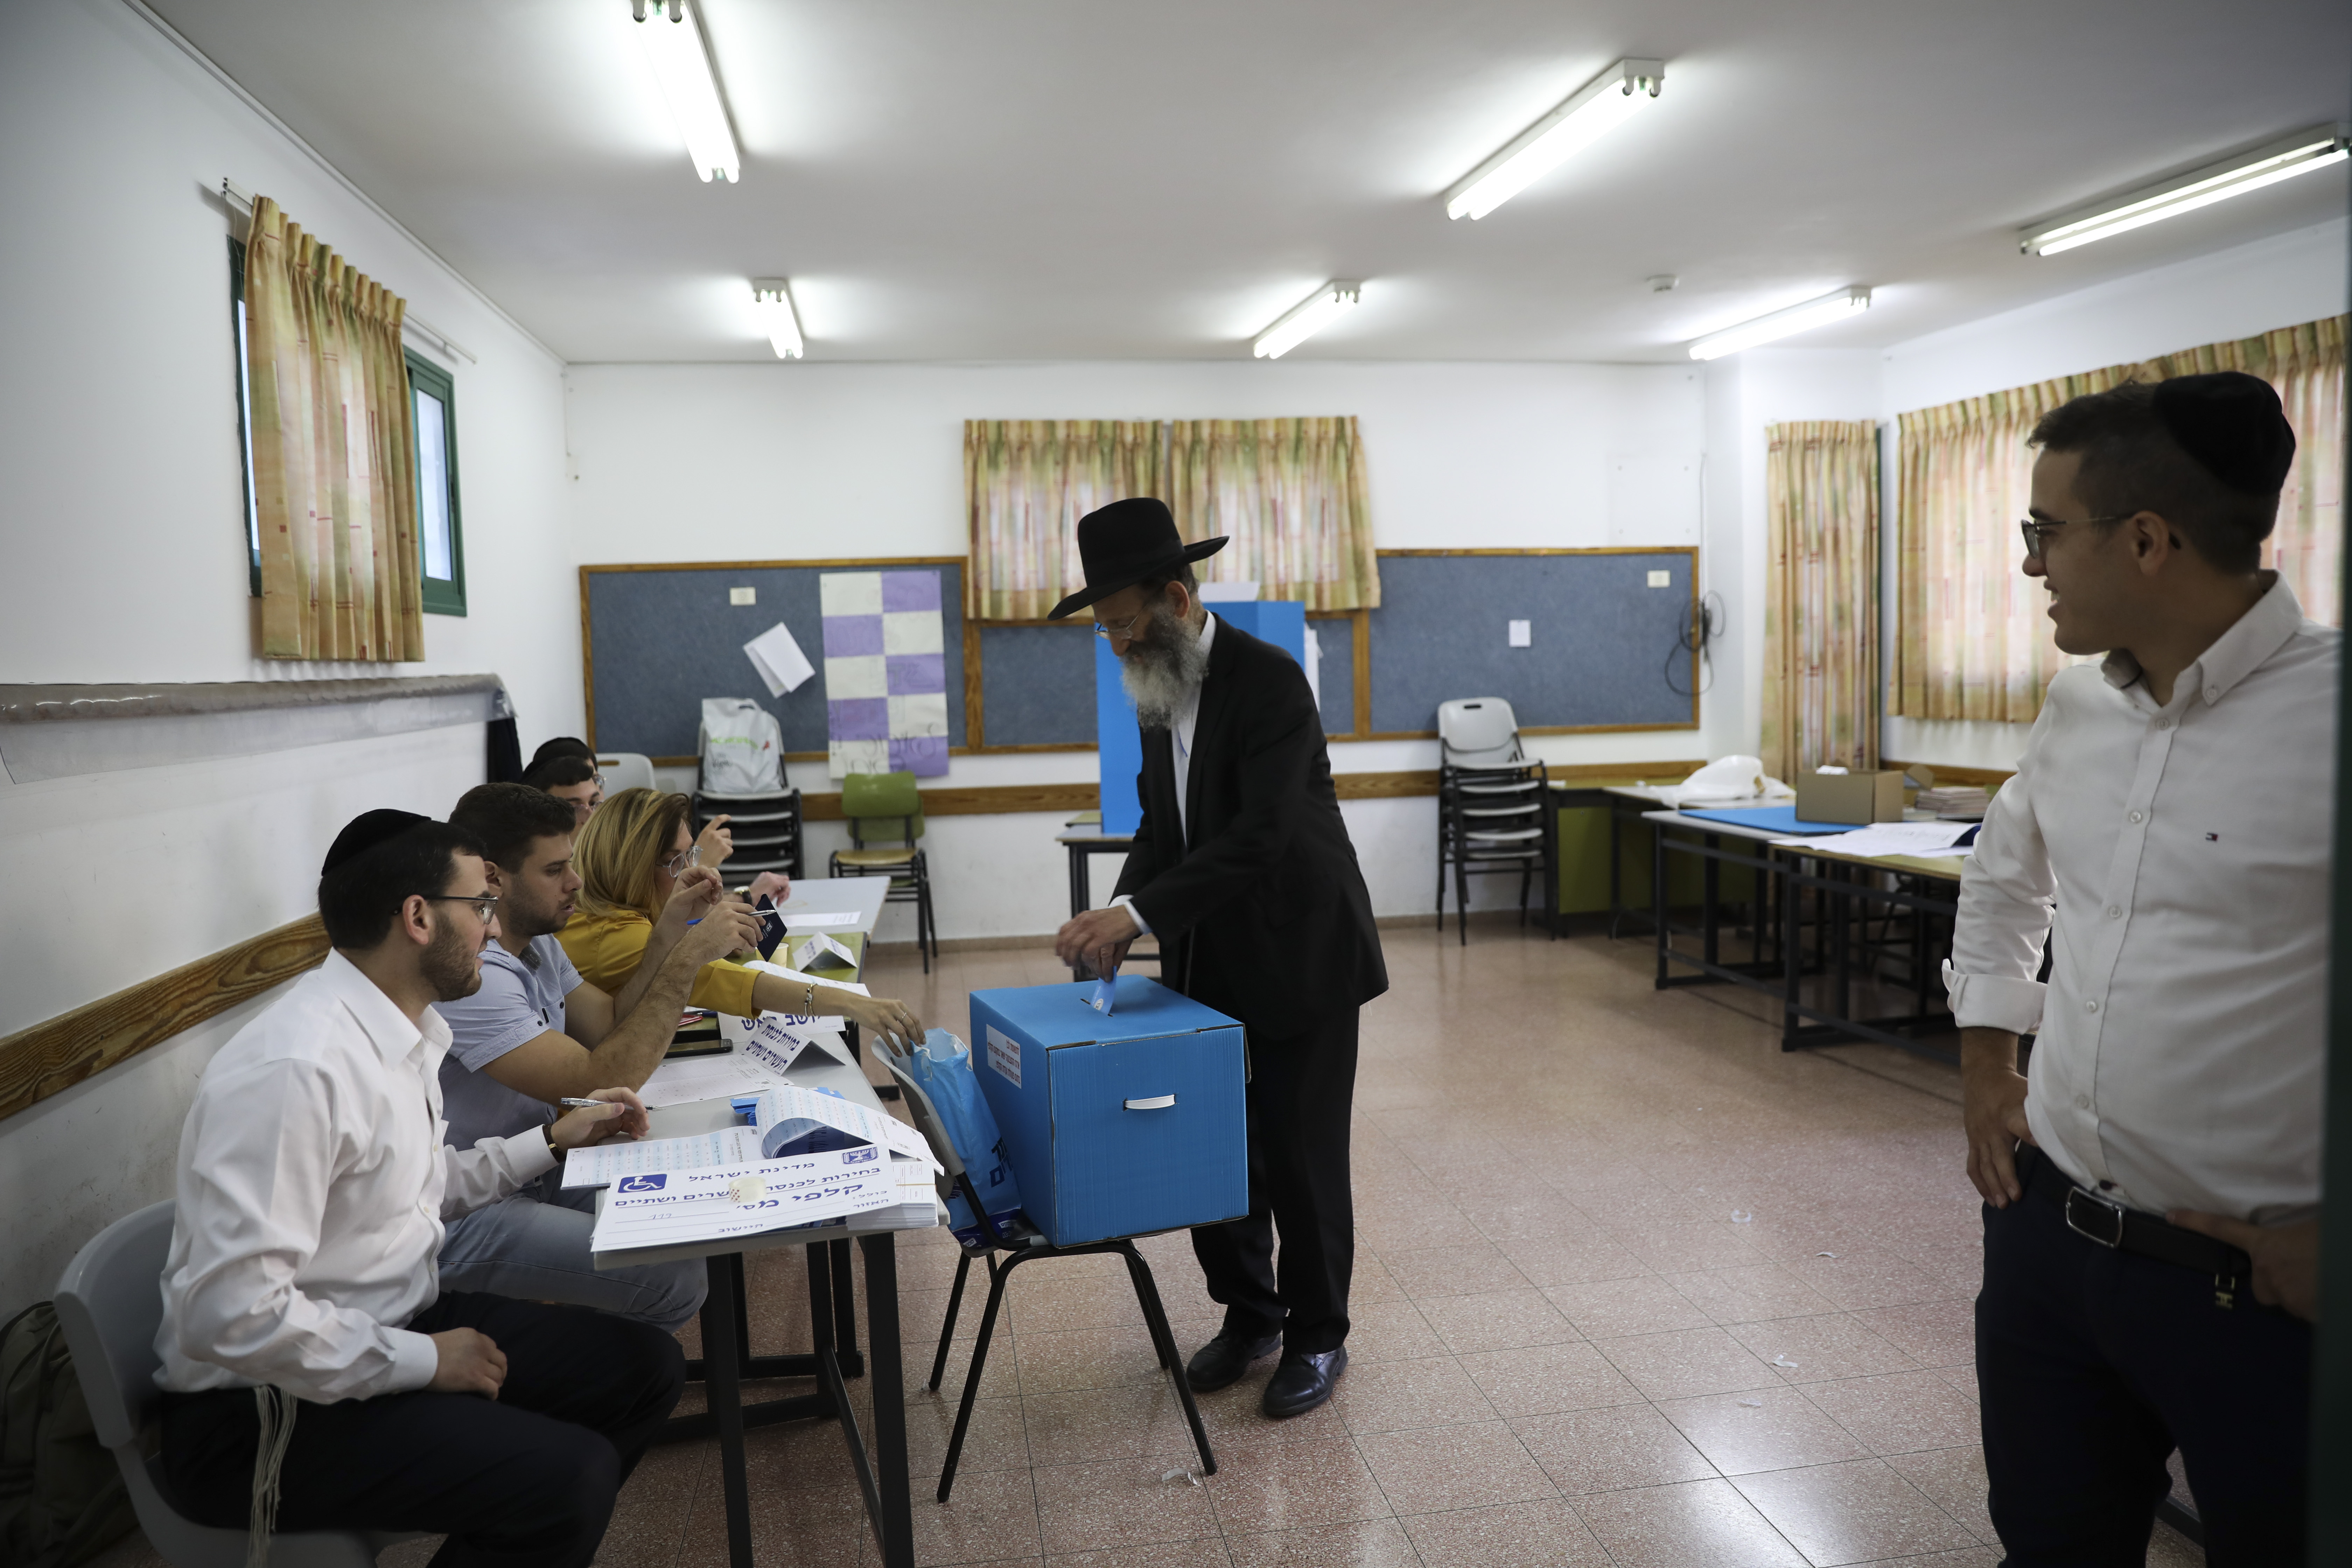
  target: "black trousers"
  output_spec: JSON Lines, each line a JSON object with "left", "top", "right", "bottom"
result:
{"left": 161, "top": 1292, "right": 684, "bottom": 1568}
{"left": 1190, "top": 1007, "right": 1358, "bottom": 1356}
{"left": 1977, "top": 1148, "right": 2310, "bottom": 1567}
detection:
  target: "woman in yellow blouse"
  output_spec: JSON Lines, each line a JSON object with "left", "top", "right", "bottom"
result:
{"left": 561, "top": 788, "right": 923, "bottom": 1049}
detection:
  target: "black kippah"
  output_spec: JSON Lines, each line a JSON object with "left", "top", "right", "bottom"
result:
{"left": 322, "top": 809, "right": 432, "bottom": 876}
{"left": 2152, "top": 371, "right": 2296, "bottom": 496}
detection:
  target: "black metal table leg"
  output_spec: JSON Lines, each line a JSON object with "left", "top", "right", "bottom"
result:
{"left": 1653, "top": 822, "right": 1670, "bottom": 987}
{"left": 1783, "top": 849, "right": 1804, "bottom": 1050}
{"left": 860, "top": 1233, "right": 913, "bottom": 1568}
{"left": 701, "top": 1253, "right": 753, "bottom": 1568}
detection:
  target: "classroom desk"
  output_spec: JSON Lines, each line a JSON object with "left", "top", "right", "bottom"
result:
{"left": 596, "top": 1040, "right": 939, "bottom": 1568}
{"left": 1591, "top": 785, "right": 1786, "bottom": 939}
{"left": 1643, "top": 808, "right": 1964, "bottom": 1063}
{"left": 1055, "top": 830, "right": 1135, "bottom": 920}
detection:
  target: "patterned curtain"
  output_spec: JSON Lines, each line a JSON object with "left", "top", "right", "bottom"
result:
{"left": 1892, "top": 313, "right": 2345, "bottom": 720}
{"left": 964, "top": 421, "right": 1162, "bottom": 620}
{"left": 963, "top": 415, "right": 1381, "bottom": 617}
{"left": 244, "top": 197, "right": 424, "bottom": 662}
{"left": 1164, "top": 418, "right": 1381, "bottom": 611}
{"left": 1762, "top": 421, "right": 1880, "bottom": 779}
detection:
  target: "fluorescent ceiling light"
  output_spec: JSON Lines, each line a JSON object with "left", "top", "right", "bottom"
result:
{"left": 1446, "top": 58, "right": 1664, "bottom": 221}
{"left": 630, "top": 0, "right": 740, "bottom": 183}
{"left": 751, "top": 279, "right": 802, "bottom": 358}
{"left": 1687, "top": 286, "right": 1871, "bottom": 360}
{"left": 2021, "top": 125, "right": 2350, "bottom": 256}
{"left": 1253, "top": 281, "right": 1361, "bottom": 359}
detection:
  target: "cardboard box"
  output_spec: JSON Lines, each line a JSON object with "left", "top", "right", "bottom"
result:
{"left": 1795, "top": 769, "right": 1907, "bottom": 825}
{"left": 969, "top": 977, "right": 1248, "bottom": 1247}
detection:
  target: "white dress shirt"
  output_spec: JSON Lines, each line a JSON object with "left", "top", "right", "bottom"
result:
{"left": 1116, "top": 611, "right": 1218, "bottom": 939}
{"left": 155, "top": 950, "right": 556, "bottom": 1403}
{"left": 1945, "top": 575, "right": 2336, "bottom": 1223}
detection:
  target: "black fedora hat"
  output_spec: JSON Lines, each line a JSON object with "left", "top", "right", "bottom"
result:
{"left": 1047, "top": 498, "right": 1228, "bottom": 621}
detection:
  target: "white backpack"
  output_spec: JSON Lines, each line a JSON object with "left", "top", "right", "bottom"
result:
{"left": 699, "top": 698, "right": 783, "bottom": 793}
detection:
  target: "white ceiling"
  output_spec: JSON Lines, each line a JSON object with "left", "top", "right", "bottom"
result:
{"left": 153, "top": 0, "right": 2352, "bottom": 364}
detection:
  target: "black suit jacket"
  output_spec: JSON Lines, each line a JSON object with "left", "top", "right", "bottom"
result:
{"left": 1112, "top": 618, "right": 1387, "bottom": 1038}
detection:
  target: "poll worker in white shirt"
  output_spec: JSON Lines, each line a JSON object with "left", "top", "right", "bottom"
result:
{"left": 435, "top": 782, "right": 762, "bottom": 1329}
{"left": 155, "top": 810, "right": 685, "bottom": 1568}
{"left": 1945, "top": 372, "right": 2328, "bottom": 1566}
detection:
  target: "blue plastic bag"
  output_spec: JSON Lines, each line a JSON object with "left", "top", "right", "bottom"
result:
{"left": 905, "top": 1029, "right": 1026, "bottom": 1244}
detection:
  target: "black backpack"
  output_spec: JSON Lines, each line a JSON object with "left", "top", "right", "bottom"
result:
{"left": 0, "top": 1302, "right": 138, "bottom": 1568}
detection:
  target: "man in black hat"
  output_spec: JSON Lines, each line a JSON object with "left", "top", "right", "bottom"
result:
{"left": 1051, "top": 497, "right": 1386, "bottom": 1419}
{"left": 154, "top": 808, "right": 684, "bottom": 1567}
{"left": 1945, "top": 372, "right": 2329, "bottom": 1562}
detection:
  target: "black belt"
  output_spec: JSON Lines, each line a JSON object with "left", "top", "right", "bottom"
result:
{"left": 2022, "top": 1147, "right": 2254, "bottom": 1308}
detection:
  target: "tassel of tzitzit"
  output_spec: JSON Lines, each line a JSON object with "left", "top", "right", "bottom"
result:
{"left": 247, "top": 1384, "right": 298, "bottom": 1568}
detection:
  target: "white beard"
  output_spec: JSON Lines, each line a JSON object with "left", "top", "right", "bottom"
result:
{"left": 1118, "top": 603, "right": 1208, "bottom": 729}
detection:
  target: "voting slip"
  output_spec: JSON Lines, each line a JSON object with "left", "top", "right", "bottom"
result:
{"left": 637, "top": 1052, "right": 784, "bottom": 1110}
{"left": 589, "top": 1147, "right": 935, "bottom": 1252}
{"left": 744, "top": 621, "right": 816, "bottom": 698}
{"left": 563, "top": 1083, "right": 939, "bottom": 1189}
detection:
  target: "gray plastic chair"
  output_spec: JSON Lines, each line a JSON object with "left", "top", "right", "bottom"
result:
{"left": 52, "top": 1200, "right": 419, "bottom": 1567}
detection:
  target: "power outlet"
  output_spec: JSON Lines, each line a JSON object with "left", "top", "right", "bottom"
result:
{"left": 1646, "top": 570, "right": 1671, "bottom": 588}
{"left": 729, "top": 586, "right": 757, "bottom": 606}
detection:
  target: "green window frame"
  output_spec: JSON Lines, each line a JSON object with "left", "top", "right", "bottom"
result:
{"left": 230, "top": 237, "right": 261, "bottom": 597}
{"left": 406, "top": 349, "right": 467, "bottom": 617}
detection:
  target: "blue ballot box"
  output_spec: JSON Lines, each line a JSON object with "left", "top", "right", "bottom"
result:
{"left": 969, "top": 975, "right": 1250, "bottom": 1248}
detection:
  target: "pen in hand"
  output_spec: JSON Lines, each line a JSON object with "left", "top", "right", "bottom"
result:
{"left": 559, "top": 1098, "right": 607, "bottom": 1110}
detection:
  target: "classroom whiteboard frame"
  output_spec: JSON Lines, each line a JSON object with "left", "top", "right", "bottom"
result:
{"left": 1364, "top": 547, "right": 1701, "bottom": 738}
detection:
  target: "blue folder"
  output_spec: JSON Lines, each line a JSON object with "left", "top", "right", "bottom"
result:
{"left": 1676, "top": 805, "right": 1857, "bottom": 835}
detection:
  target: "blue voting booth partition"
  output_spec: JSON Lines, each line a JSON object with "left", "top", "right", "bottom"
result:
{"left": 969, "top": 976, "right": 1248, "bottom": 1248}
{"left": 1094, "top": 600, "right": 1306, "bottom": 835}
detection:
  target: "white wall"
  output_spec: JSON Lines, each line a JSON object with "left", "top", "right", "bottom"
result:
{"left": 565, "top": 359, "right": 1723, "bottom": 934}
{"left": 1876, "top": 218, "right": 2351, "bottom": 771}
{"left": 0, "top": 0, "right": 573, "bottom": 1317}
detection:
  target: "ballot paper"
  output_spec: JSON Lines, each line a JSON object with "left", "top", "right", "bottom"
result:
{"left": 1771, "top": 821, "right": 1976, "bottom": 859}
{"left": 638, "top": 1052, "right": 784, "bottom": 1110}
{"left": 778, "top": 911, "right": 861, "bottom": 931}
{"left": 563, "top": 1127, "right": 765, "bottom": 1186}
{"left": 589, "top": 1147, "right": 934, "bottom": 1252}
{"left": 744, "top": 621, "right": 816, "bottom": 698}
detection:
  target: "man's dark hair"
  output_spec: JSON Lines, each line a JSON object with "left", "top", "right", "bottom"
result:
{"left": 318, "top": 822, "right": 484, "bottom": 951}
{"left": 2029, "top": 381, "right": 2277, "bottom": 574}
{"left": 451, "top": 782, "right": 579, "bottom": 872}
{"left": 521, "top": 752, "right": 597, "bottom": 791}
{"left": 527, "top": 736, "right": 595, "bottom": 771}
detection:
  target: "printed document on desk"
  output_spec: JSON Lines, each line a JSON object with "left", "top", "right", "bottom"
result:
{"left": 718, "top": 1007, "right": 854, "bottom": 1071}
{"left": 1772, "top": 821, "right": 1976, "bottom": 858}
{"left": 564, "top": 1083, "right": 940, "bottom": 1188}
{"left": 589, "top": 1147, "right": 934, "bottom": 1252}
{"left": 638, "top": 1052, "right": 785, "bottom": 1109}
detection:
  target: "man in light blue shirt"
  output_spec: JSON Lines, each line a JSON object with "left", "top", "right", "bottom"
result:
{"left": 434, "top": 784, "right": 761, "bottom": 1329}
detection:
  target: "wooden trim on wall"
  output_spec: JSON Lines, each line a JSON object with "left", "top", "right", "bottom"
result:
{"left": 0, "top": 915, "right": 330, "bottom": 1124}
{"left": 803, "top": 781, "right": 1100, "bottom": 820}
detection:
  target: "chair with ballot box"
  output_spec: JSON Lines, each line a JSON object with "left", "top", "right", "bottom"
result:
{"left": 827, "top": 770, "right": 937, "bottom": 972}
{"left": 875, "top": 975, "right": 1245, "bottom": 1502}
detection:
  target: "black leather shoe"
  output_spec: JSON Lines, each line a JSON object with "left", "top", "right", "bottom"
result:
{"left": 1261, "top": 1346, "right": 1347, "bottom": 1418}
{"left": 1184, "top": 1328, "right": 1282, "bottom": 1392}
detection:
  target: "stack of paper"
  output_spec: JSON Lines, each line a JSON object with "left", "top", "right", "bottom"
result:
{"left": 588, "top": 1146, "right": 937, "bottom": 1253}
{"left": 563, "top": 1085, "right": 940, "bottom": 1190}
{"left": 744, "top": 621, "right": 816, "bottom": 699}
{"left": 1772, "top": 821, "right": 1976, "bottom": 859}
{"left": 637, "top": 1052, "right": 786, "bottom": 1110}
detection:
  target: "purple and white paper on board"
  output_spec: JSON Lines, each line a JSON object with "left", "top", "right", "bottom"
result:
{"left": 819, "top": 569, "right": 948, "bottom": 778}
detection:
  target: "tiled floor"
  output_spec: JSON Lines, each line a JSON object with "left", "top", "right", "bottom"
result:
{"left": 94, "top": 922, "right": 2209, "bottom": 1568}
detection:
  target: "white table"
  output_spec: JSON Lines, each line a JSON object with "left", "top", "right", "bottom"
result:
{"left": 595, "top": 1031, "right": 938, "bottom": 1568}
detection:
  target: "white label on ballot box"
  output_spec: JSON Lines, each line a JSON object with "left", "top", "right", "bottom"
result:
{"left": 986, "top": 1024, "right": 1022, "bottom": 1087}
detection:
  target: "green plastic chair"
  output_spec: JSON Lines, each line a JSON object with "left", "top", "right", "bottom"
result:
{"left": 831, "top": 771, "right": 937, "bottom": 971}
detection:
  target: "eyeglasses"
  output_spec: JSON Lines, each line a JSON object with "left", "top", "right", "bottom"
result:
{"left": 2019, "top": 514, "right": 2129, "bottom": 560}
{"left": 659, "top": 844, "right": 702, "bottom": 876}
{"left": 421, "top": 893, "right": 499, "bottom": 922}
{"left": 1092, "top": 610, "right": 1145, "bottom": 642}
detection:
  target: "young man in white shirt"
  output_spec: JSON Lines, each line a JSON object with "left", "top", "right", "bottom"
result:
{"left": 434, "top": 782, "right": 762, "bottom": 1328}
{"left": 1946, "top": 372, "right": 2328, "bottom": 1565}
{"left": 155, "top": 810, "right": 685, "bottom": 1567}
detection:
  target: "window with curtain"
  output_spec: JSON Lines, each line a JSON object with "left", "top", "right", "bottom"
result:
{"left": 1892, "top": 314, "right": 2344, "bottom": 721}
{"left": 1761, "top": 421, "right": 1881, "bottom": 780}
{"left": 241, "top": 195, "right": 425, "bottom": 662}
{"left": 964, "top": 415, "right": 1381, "bottom": 619}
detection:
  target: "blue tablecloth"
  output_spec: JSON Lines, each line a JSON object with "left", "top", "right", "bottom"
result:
{"left": 1676, "top": 805, "right": 1857, "bottom": 836}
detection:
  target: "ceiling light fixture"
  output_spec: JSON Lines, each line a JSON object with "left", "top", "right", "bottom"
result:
{"left": 1687, "top": 286, "right": 1871, "bottom": 360}
{"left": 751, "top": 279, "right": 802, "bottom": 358}
{"left": 1253, "top": 281, "right": 1362, "bottom": 359}
{"left": 630, "top": 0, "right": 740, "bottom": 183}
{"left": 1446, "top": 58, "right": 1665, "bottom": 221}
{"left": 2020, "top": 124, "right": 2350, "bottom": 256}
